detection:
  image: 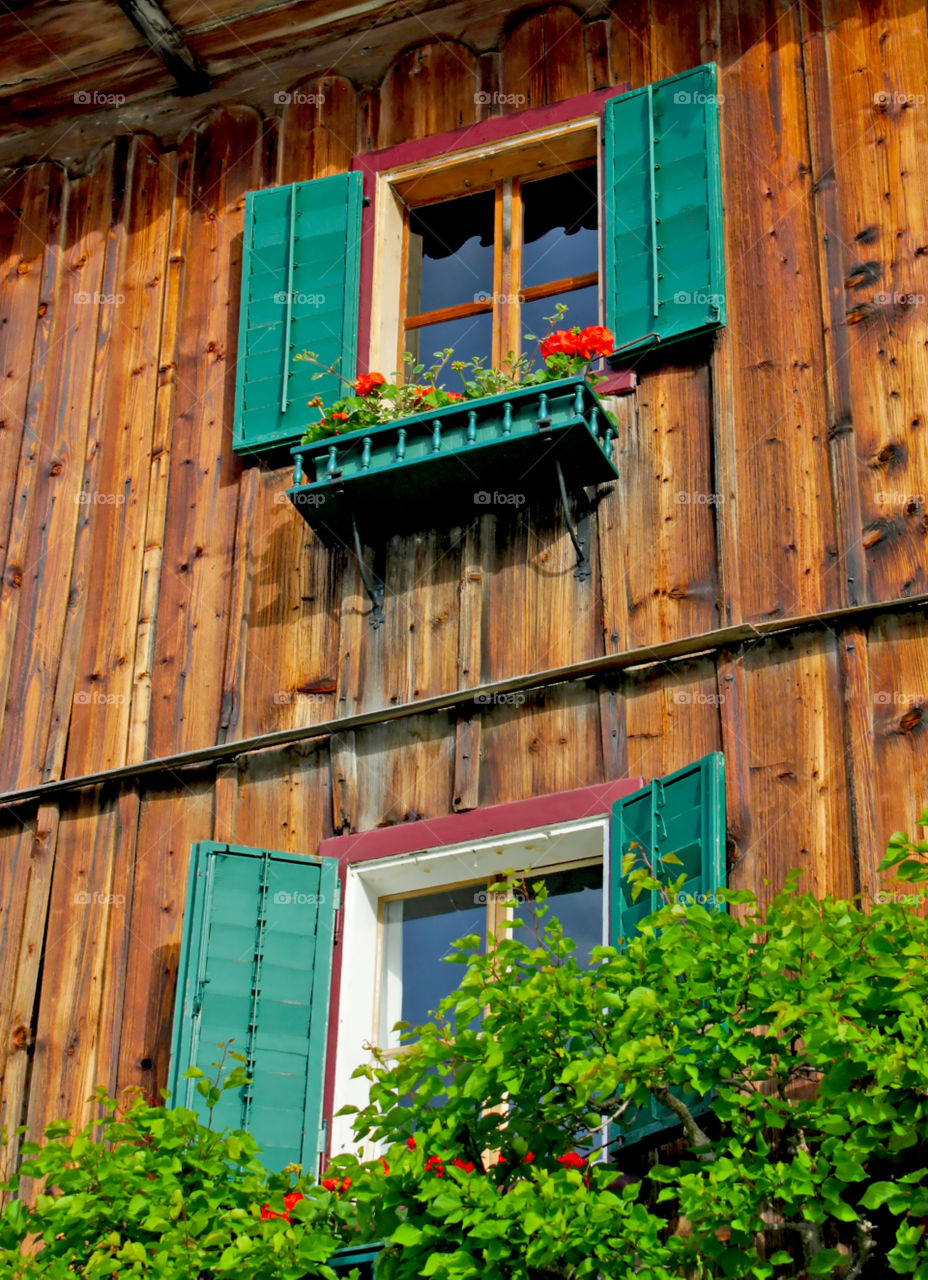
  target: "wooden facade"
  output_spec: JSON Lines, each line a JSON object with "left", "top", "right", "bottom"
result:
{"left": 1, "top": 0, "right": 927, "bottom": 1178}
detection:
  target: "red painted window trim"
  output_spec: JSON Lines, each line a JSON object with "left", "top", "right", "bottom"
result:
{"left": 350, "top": 84, "right": 630, "bottom": 374}
{"left": 319, "top": 775, "right": 644, "bottom": 1155}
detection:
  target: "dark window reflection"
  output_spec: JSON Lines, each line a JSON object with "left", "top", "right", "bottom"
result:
{"left": 521, "top": 167, "right": 599, "bottom": 289}
{"left": 405, "top": 312, "right": 493, "bottom": 384}
{"left": 395, "top": 887, "right": 485, "bottom": 1032}
{"left": 514, "top": 863, "right": 603, "bottom": 965}
{"left": 408, "top": 191, "right": 495, "bottom": 314}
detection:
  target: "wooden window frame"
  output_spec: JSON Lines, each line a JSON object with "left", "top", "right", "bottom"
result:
{"left": 318, "top": 777, "right": 645, "bottom": 1158}
{"left": 351, "top": 86, "right": 636, "bottom": 392}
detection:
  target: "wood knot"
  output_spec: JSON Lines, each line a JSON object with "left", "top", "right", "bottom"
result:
{"left": 897, "top": 703, "right": 925, "bottom": 734}
{"left": 11, "top": 1025, "right": 31, "bottom": 1051}
{"left": 15, "top": 260, "right": 30, "bottom": 276}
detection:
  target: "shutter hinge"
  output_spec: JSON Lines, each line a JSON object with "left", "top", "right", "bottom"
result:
{"left": 333, "top": 880, "right": 342, "bottom": 945}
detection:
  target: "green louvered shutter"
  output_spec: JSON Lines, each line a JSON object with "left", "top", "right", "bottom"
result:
{"left": 234, "top": 173, "right": 362, "bottom": 455}
{"left": 168, "top": 843, "right": 339, "bottom": 1173}
{"left": 609, "top": 752, "right": 725, "bottom": 1147}
{"left": 604, "top": 64, "right": 725, "bottom": 358}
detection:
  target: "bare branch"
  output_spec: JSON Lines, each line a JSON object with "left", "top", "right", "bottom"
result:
{"left": 651, "top": 1086, "right": 715, "bottom": 1159}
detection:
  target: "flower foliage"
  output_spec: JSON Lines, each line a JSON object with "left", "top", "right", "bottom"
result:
{"left": 297, "top": 309, "right": 615, "bottom": 444}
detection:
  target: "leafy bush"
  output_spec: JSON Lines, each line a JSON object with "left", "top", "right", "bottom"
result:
{"left": 329, "top": 865, "right": 928, "bottom": 1280}
{"left": 0, "top": 1053, "right": 353, "bottom": 1279}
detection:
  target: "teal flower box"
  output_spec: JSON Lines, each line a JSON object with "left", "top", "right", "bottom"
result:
{"left": 285, "top": 376, "right": 618, "bottom": 546}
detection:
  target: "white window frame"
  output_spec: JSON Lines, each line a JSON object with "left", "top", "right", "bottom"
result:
{"left": 330, "top": 813, "right": 610, "bottom": 1155}
{"left": 368, "top": 116, "right": 604, "bottom": 380}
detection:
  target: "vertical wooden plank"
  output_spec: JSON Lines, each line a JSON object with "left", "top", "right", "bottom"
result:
{"left": 501, "top": 6, "right": 591, "bottom": 108}
{"left": 583, "top": 20, "right": 612, "bottom": 91}
{"left": 352, "top": 714, "right": 456, "bottom": 832}
{"left": 115, "top": 780, "right": 214, "bottom": 1104}
{"left": 49, "top": 139, "right": 178, "bottom": 779}
{"left": 716, "top": 0, "right": 841, "bottom": 621}
{"left": 736, "top": 632, "right": 854, "bottom": 902}
{"left": 128, "top": 138, "right": 192, "bottom": 766}
{"left": 378, "top": 43, "right": 480, "bottom": 147}
{"left": 147, "top": 108, "right": 262, "bottom": 759}
{"left": 331, "top": 730, "right": 359, "bottom": 833}
{"left": 25, "top": 790, "right": 123, "bottom": 1139}
{"left": 0, "top": 165, "right": 62, "bottom": 581}
{"left": 478, "top": 684, "right": 603, "bottom": 807}
{"left": 220, "top": 742, "right": 332, "bottom": 854}
{"left": 838, "top": 626, "right": 880, "bottom": 898}
{"left": 819, "top": 0, "right": 928, "bottom": 603}
{"left": 624, "top": 657, "right": 721, "bottom": 782}
{"left": 865, "top": 611, "right": 928, "bottom": 887}
{"left": 0, "top": 149, "right": 116, "bottom": 789}
{"left": 277, "top": 75, "right": 358, "bottom": 184}
{"left": 608, "top": 0, "right": 650, "bottom": 89}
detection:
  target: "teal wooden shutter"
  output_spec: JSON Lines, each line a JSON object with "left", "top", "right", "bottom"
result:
{"left": 234, "top": 172, "right": 363, "bottom": 455}
{"left": 168, "top": 843, "right": 339, "bottom": 1173}
{"left": 603, "top": 64, "right": 725, "bottom": 357}
{"left": 609, "top": 752, "right": 725, "bottom": 1147}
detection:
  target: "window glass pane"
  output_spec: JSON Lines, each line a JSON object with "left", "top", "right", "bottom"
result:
{"left": 513, "top": 863, "right": 603, "bottom": 965}
{"left": 407, "top": 191, "right": 495, "bottom": 314}
{"left": 521, "top": 167, "right": 599, "bottom": 289}
{"left": 381, "top": 886, "right": 486, "bottom": 1043}
{"left": 520, "top": 285, "right": 600, "bottom": 366}
{"left": 405, "top": 312, "right": 493, "bottom": 385}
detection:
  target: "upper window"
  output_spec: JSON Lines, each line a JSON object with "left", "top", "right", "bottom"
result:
{"left": 402, "top": 165, "right": 600, "bottom": 379}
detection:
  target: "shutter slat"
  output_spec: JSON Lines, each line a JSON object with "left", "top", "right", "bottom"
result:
{"left": 168, "top": 843, "right": 339, "bottom": 1172}
{"left": 608, "top": 754, "right": 725, "bottom": 1149}
{"left": 234, "top": 172, "right": 363, "bottom": 454}
{"left": 604, "top": 64, "right": 725, "bottom": 356}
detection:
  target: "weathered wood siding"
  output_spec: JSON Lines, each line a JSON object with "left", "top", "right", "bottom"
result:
{"left": 0, "top": 0, "right": 927, "bottom": 1165}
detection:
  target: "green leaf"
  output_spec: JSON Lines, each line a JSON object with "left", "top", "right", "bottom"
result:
{"left": 392, "top": 1223, "right": 423, "bottom": 1247}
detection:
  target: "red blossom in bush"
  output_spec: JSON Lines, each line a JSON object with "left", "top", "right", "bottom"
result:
{"left": 424, "top": 1155, "right": 444, "bottom": 1177}
{"left": 540, "top": 325, "right": 614, "bottom": 362}
{"left": 556, "top": 1152, "right": 585, "bottom": 1170}
{"left": 321, "top": 1176, "right": 352, "bottom": 1193}
{"left": 260, "top": 1190, "right": 304, "bottom": 1221}
{"left": 451, "top": 1158, "right": 475, "bottom": 1174}
{"left": 354, "top": 371, "right": 387, "bottom": 396}
{"left": 406, "top": 1136, "right": 417, "bottom": 1150}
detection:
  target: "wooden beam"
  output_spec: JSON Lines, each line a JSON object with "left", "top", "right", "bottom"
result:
{"left": 1, "top": 591, "right": 927, "bottom": 811}
{"left": 115, "top": 0, "right": 211, "bottom": 95}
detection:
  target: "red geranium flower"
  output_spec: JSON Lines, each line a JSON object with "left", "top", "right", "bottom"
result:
{"left": 424, "top": 1155, "right": 444, "bottom": 1177}
{"left": 557, "top": 1152, "right": 585, "bottom": 1170}
{"left": 451, "top": 1158, "right": 475, "bottom": 1174}
{"left": 445, "top": 392, "right": 465, "bottom": 402}
{"left": 260, "top": 1189, "right": 304, "bottom": 1221}
{"left": 331, "top": 411, "right": 350, "bottom": 421}
{"left": 321, "top": 1176, "right": 352, "bottom": 1193}
{"left": 523, "top": 1152, "right": 535, "bottom": 1164}
{"left": 354, "top": 371, "right": 387, "bottom": 396}
{"left": 540, "top": 329, "right": 580, "bottom": 360}
{"left": 577, "top": 324, "right": 614, "bottom": 358}
{"left": 406, "top": 1136, "right": 417, "bottom": 1150}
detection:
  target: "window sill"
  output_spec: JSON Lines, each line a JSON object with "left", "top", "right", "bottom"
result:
{"left": 285, "top": 376, "right": 618, "bottom": 545}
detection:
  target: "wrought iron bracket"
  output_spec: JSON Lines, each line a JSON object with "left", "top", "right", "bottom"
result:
{"left": 554, "top": 459, "right": 592, "bottom": 583}
{"left": 351, "top": 511, "right": 385, "bottom": 629}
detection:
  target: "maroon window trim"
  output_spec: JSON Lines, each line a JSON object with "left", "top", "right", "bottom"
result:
{"left": 319, "top": 775, "right": 644, "bottom": 1154}
{"left": 350, "top": 84, "right": 630, "bottom": 374}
